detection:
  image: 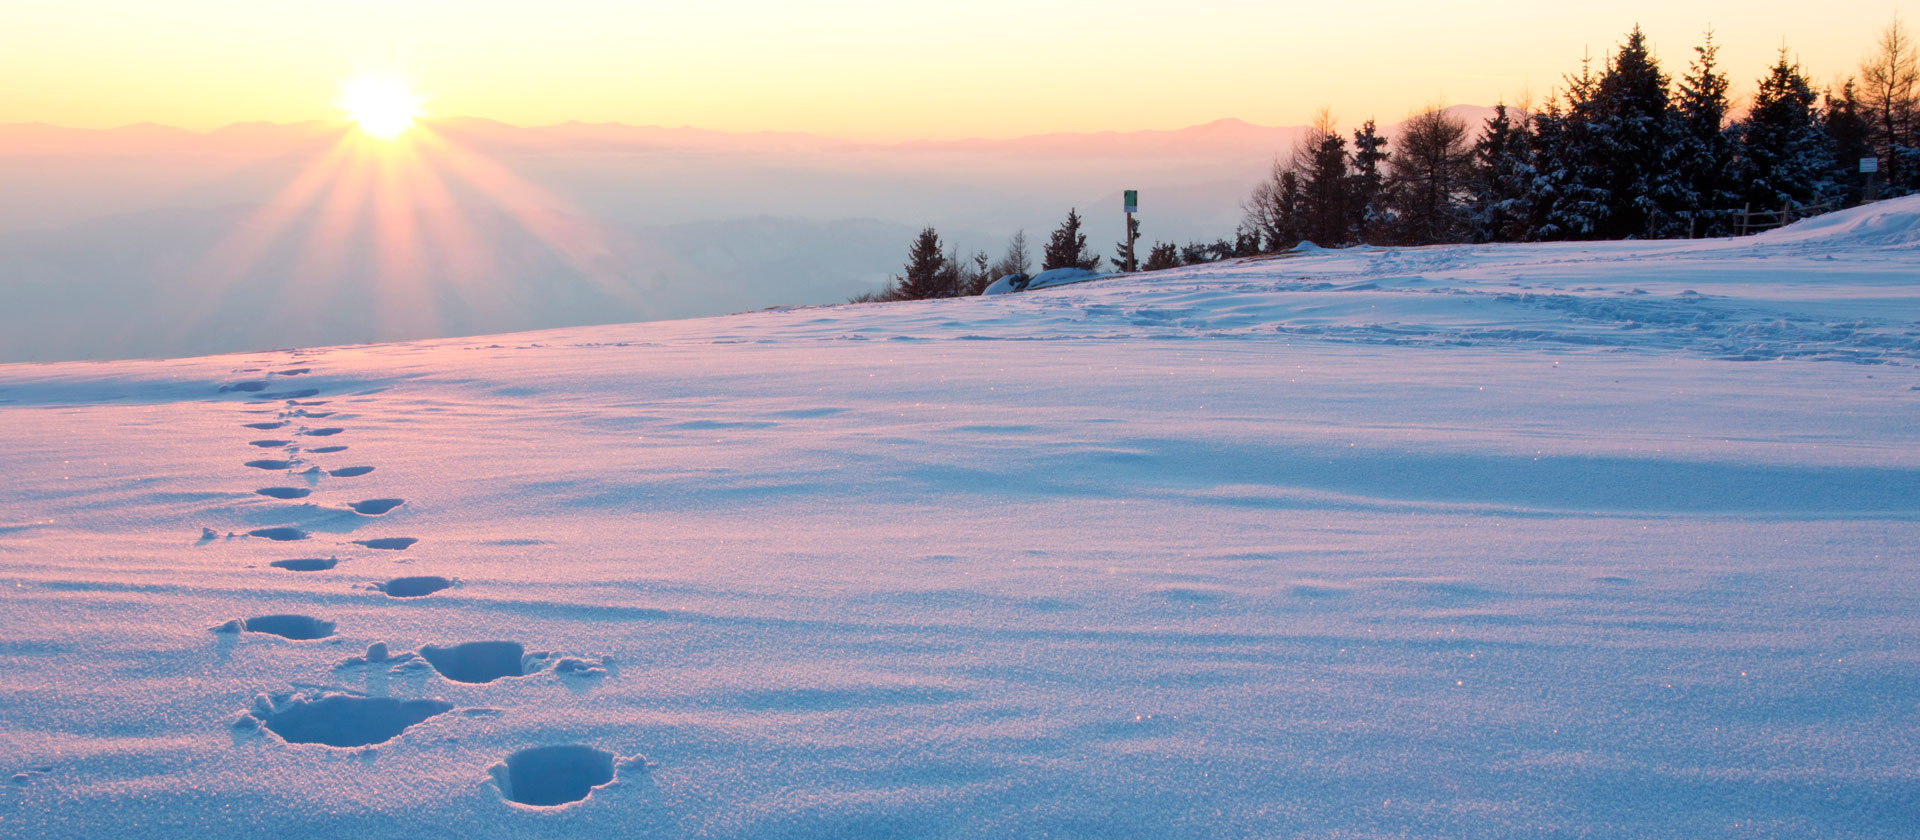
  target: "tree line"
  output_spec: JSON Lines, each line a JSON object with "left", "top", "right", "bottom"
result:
{"left": 861, "top": 17, "right": 1918, "bottom": 302}
{"left": 852, "top": 209, "right": 1109, "bottom": 302}
{"left": 856, "top": 204, "right": 1261, "bottom": 302}
{"left": 1245, "top": 20, "right": 1915, "bottom": 248}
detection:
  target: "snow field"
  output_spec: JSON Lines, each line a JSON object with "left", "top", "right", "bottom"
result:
{"left": 0, "top": 198, "right": 1917, "bottom": 837}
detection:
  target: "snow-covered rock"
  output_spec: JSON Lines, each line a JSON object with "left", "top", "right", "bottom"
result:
{"left": 982, "top": 266, "right": 1106, "bottom": 294}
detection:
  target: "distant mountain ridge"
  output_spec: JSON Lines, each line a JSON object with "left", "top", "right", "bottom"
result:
{"left": 0, "top": 106, "right": 1503, "bottom": 159}
{"left": 0, "top": 203, "right": 921, "bottom": 362}
{"left": 0, "top": 105, "right": 1508, "bottom": 362}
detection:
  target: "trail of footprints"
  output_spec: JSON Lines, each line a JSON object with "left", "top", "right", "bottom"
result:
{"left": 205, "top": 361, "right": 627, "bottom": 808}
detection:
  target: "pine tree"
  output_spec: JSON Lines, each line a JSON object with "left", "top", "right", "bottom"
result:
{"left": 1112, "top": 216, "right": 1141, "bottom": 271}
{"left": 1180, "top": 238, "right": 1235, "bottom": 263}
{"left": 1826, "top": 80, "right": 1876, "bottom": 204}
{"left": 1142, "top": 242, "right": 1180, "bottom": 271}
{"left": 1591, "top": 25, "right": 1687, "bottom": 238}
{"left": 1386, "top": 107, "right": 1471, "bottom": 244}
{"left": 1675, "top": 30, "right": 1739, "bottom": 236}
{"left": 1533, "top": 59, "right": 1612, "bottom": 240}
{"left": 1859, "top": 15, "right": 1919, "bottom": 191}
{"left": 1734, "top": 50, "right": 1836, "bottom": 211}
{"left": 891, "top": 226, "right": 949, "bottom": 300}
{"left": 1244, "top": 162, "right": 1307, "bottom": 251}
{"left": 962, "top": 250, "right": 994, "bottom": 295}
{"left": 1243, "top": 160, "right": 1296, "bottom": 251}
{"left": 1532, "top": 29, "right": 1688, "bottom": 240}
{"left": 1465, "top": 102, "right": 1535, "bottom": 242}
{"left": 990, "top": 230, "right": 1031, "bottom": 279}
{"left": 1349, "top": 119, "right": 1392, "bottom": 242}
{"left": 1233, "top": 225, "right": 1263, "bottom": 257}
{"left": 1042, "top": 208, "right": 1101, "bottom": 271}
{"left": 1297, "top": 112, "right": 1354, "bottom": 246}
{"left": 937, "top": 245, "right": 964, "bottom": 297}
{"left": 1277, "top": 170, "right": 1303, "bottom": 247}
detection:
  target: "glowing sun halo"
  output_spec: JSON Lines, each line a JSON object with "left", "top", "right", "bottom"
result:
{"left": 338, "top": 77, "right": 422, "bottom": 140}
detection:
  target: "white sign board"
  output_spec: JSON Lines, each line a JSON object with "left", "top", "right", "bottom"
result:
{"left": 1860, "top": 157, "right": 1879, "bottom": 174}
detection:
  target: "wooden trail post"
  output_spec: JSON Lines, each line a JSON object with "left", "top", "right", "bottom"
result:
{"left": 1123, "top": 189, "right": 1138, "bottom": 272}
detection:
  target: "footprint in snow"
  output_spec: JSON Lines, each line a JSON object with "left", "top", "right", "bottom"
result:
{"left": 8, "top": 766, "right": 54, "bottom": 786}
{"left": 244, "top": 692, "right": 451, "bottom": 748}
{"left": 375, "top": 575, "right": 452, "bottom": 598}
{"left": 245, "top": 459, "right": 294, "bottom": 470}
{"left": 211, "top": 614, "right": 335, "bottom": 640}
{"left": 349, "top": 498, "right": 404, "bottom": 516}
{"left": 247, "top": 527, "right": 308, "bottom": 541}
{"left": 420, "top": 641, "right": 536, "bottom": 683}
{"left": 491, "top": 745, "right": 634, "bottom": 807}
{"left": 765, "top": 407, "right": 846, "bottom": 419}
{"left": 220, "top": 380, "right": 270, "bottom": 393}
{"left": 307, "top": 445, "right": 348, "bottom": 454}
{"left": 255, "top": 487, "right": 311, "bottom": 500}
{"left": 354, "top": 537, "right": 416, "bottom": 551}
{"left": 1148, "top": 586, "right": 1227, "bottom": 604}
{"left": 276, "top": 367, "right": 311, "bottom": 376}
{"left": 300, "top": 428, "right": 345, "bottom": 437}
{"left": 248, "top": 439, "right": 292, "bottom": 448}
{"left": 1287, "top": 583, "right": 1351, "bottom": 600}
{"left": 270, "top": 558, "right": 338, "bottom": 572}
{"left": 243, "top": 421, "right": 287, "bottom": 431}
{"left": 329, "top": 466, "right": 375, "bottom": 477}
{"left": 419, "top": 642, "right": 610, "bottom": 684}
{"left": 249, "top": 388, "right": 320, "bottom": 401}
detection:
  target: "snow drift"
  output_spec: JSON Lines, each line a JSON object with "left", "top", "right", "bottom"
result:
{"left": 1751, "top": 194, "right": 1920, "bottom": 249}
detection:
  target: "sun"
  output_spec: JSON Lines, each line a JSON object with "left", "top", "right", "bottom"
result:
{"left": 338, "top": 76, "right": 422, "bottom": 140}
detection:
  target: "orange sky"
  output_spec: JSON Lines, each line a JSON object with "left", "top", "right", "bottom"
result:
{"left": 1, "top": 1, "right": 1911, "bottom": 141}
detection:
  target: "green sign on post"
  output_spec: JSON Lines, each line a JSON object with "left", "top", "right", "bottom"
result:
{"left": 1123, "top": 190, "right": 1138, "bottom": 213}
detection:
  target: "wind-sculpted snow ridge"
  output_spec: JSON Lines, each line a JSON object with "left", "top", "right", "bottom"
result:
{"left": 0, "top": 195, "right": 1917, "bottom": 838}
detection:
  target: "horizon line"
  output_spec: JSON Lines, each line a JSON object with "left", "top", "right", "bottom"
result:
{"left": 0, "top": 105, "right": 1510, "bottom": 147}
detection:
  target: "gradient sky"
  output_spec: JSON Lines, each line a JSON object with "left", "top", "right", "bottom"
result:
{"left": 2, "top": 1, "right": 1912, "bottom": 140}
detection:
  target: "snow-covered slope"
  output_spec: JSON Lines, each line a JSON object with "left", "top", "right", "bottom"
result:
{"left": 2, "top": 198, "right": 1918, "bottom": 838}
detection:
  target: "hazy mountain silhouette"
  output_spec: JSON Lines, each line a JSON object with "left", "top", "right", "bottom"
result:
{"left": 0, "top": 205, "right": 922, "bottom": 362}
{"left": 0, "top": 108, "right": 1499, "bottom": 361}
